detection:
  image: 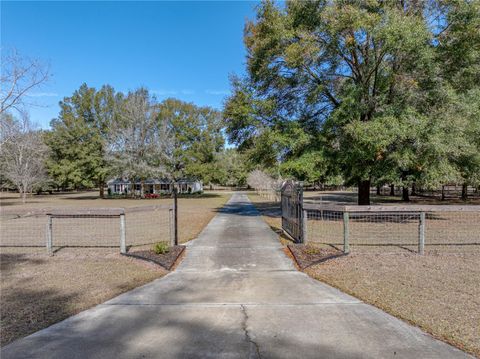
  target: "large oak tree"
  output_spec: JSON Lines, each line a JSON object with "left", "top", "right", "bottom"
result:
{"left": 225, "top": 0, "right": 480, "bottom": 204}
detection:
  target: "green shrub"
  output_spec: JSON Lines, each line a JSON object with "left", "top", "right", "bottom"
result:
{"left": 305, "top": 245, "right": 320, "bottom": 255}
{"left": 153, "top": 242, "right": 170, "bottom": 255}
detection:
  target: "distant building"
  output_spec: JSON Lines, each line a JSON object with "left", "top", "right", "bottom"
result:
{"left": 107, "top": 178, "right": 203, "bottom": 195}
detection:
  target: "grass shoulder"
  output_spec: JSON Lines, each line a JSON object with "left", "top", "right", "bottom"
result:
{"left": 247, "top": 191, "right": 479, "bottom": 357}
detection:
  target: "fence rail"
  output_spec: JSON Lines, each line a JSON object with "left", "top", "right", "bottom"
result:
{"left": 0, "top": 205, "right": 175, "bottom": 255}
{"left": 281, "top": 181, "right": 480, "bottom": 254}
{"left": 304, "top": 204, "right": 480, "bottom": 254}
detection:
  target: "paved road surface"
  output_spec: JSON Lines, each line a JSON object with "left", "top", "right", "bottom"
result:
{"left": 1, "top": 193, "right": 470, "bottom": 358}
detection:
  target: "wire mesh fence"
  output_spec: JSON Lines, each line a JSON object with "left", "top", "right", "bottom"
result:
{"left": 125, "top": 206, "right": 172, "bottom": 247}
{"left": 0, "top": 205, "right": 173, "bottom": 254}
{"left": 304, "top": 205, "right": 480, "bottom": 254}
{"left": 305, "top": 209, "right": 344, "bottom": 247}
{"left": 0, "top": 213, "right": 47, "bottom": 248}
{"left": 49, "top": 213, "right": 122, "bottom": 248}
{"left": 425, "top": 211, "right": 480, "bottom": 247}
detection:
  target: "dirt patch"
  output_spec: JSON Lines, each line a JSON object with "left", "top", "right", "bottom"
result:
{"left": 287, "top": 244, "right": 344, "bottom": 269}
{"left": 305, "top": 252, "right": 480, "bottom": 357}
{"left": 125, "top": 245, "right": 185, "bottom": 270}
{"left": 0, "top": 248, "right": 167, "bottom": 347}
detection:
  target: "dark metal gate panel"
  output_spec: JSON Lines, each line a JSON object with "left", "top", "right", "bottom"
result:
{"left": 281, "top": 180, "right": 304, "bottom": 242}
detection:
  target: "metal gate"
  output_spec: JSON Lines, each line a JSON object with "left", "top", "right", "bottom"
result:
{"left": 281, "top": 180, "right": 304, "bottom": 242}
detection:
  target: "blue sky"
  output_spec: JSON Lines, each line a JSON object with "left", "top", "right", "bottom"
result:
{"left": 1, "top": 1, "right": 259, "bottom": 128}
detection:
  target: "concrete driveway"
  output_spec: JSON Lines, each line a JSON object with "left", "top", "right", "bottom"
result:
{"left": 1, "top": 193, "right": 470, "bottom": 358}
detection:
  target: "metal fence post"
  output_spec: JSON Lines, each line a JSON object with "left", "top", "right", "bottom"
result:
{"left": 46, "top": 215, "right": 53, "bottom": 256}
{"left": 169, "top": 208, "right": 174, "bottom": 246}
{"left": 120, "top": 213, "right": 126, "bottom": 254}
{"left": 302, "top": 209, "right": 308, "bottom": 243}
{"left": 173, "top": 187, "right": 178, "bottom": 246}
{"left": 418, "top": 212, "right": 425, "bottom": 255}
{"left": 343, "top": 211, "right": 350, "bottom": 254}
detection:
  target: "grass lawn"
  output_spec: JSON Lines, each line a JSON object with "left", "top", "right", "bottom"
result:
{"left": 1, "top": 190, "right": 231, "bottom": 244}
{"left": 305, "top": 251, "right": 480, "bottom": 357}
{"left": 0, "top": 190, "right": 231, "bottom": 347}
{"left": 0, "top": 248, "right": 167, "bottom": 347}
{"left": 248, "top": 192, "right": 480, "bottom": 358}
{"left": 302, "top": 189, "right": 480, "bottom": 205}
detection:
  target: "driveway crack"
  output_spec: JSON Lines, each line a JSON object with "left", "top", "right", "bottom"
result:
{"left": 241, "top": 305, "right": 261, "bottom": 359}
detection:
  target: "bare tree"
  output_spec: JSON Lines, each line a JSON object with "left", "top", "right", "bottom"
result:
{"left": 247, "top": 169, "right": 282, "bottom": 201}
{"left": 0, "top": 113, "right": 48, "bottom": 203}
{"left": 161, "top": 113, "right": 185, "bottom": 182}
{"left": 108, "top": 89, "right": 169, "bottom": 196}
{"left": 0, "top": 48, "right": 50, "bottom": 115}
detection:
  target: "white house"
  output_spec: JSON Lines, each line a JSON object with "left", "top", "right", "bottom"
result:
{"left": 107, "top": 178, "right": 203, "bottom": 195}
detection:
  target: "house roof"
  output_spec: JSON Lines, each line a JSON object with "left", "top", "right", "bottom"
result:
{"left": 107, "top": 178, "right": 201, "bottom": 185}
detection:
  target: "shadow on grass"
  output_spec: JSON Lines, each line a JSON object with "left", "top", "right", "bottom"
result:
{"left": 0, "top": 252, "right": 46, "bottom": 272}
{"left": 176, "top": 193, "right": 222, "bottom": 199}
{"left": 51, "top": 245, "right": 118, "bottom": 254}
{"left": 292, "top": 250, "right": 347, "bottom": 270}
{"left": 305, "top": 192, "right": 412, "bottom": 205}
{"left": 0, "top": 201, "right": 43, "bottom": 207}
{"left": 0, "top": 272, "right": 397, "bottom": 359}
{"left": 267, "top": 224, "right": 298, "bottom": 245}
{"left": 0, "top": 285, "right": 80, "bottom": 347}
{"left": 62, "top": 195, "right": 101, "bottom": 200}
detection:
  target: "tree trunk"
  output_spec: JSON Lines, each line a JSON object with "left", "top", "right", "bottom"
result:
{"left": 441, "top": 185, "right": 446, "bottom": 201}
{"left": 22, "top": 190, "right": 27, "bottom": 204}
{"left": 99, "top": 182, "right": 105, "bottom": 198}
{"left": 390, "top": 184, "right": 395, "bottom": 196}
{"left": 376, "top": 185, "right": 381, "bottom": 196}
{"left": 461, "top": 183, "right": 468, "bottom": 201}
{"left": 411, "top": 182, "right": 416, "bottom": 196}
{"left": 402, "top": 186, "right": 410, "bottom": 202}
{"left": 128, "top": 178, "right": 134, "bottom": 198}
{"left": 358, "top": 180, "right": 371, "bottom": 205}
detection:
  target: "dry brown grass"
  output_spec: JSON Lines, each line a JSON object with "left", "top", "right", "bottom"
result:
{"left": 305, "top": 253, "right": 480, "bottom": 357}
{"left": 0, "top": 248, "right": 167, "bottom": 347}
{"left": 248, "top": 192, "right": 480, "bottom": 357}
{"left": 250, "top": 190, "right": 479, "bottom": 252}
{"left": 1, "top": 190, "right": 230, "bottom": 210}
{"left": 0, "top": 191, "right": 231, "bottom": 246}
{"left": 303, "top": 190, "right": 480, "bottom": 205}
{"left": 0, "top": 191, "right": 231, "bottom": 346}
